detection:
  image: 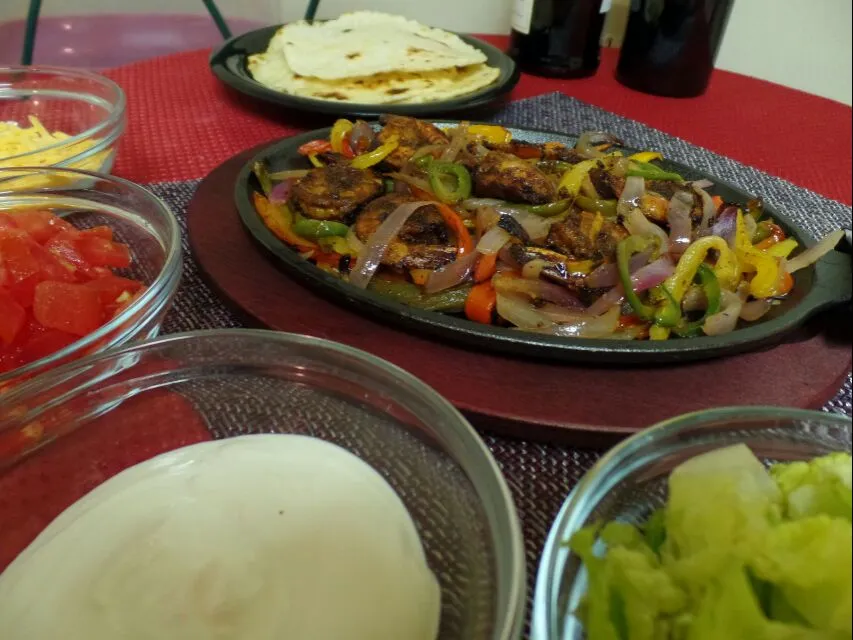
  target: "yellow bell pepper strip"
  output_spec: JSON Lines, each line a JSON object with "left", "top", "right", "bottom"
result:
{"left": 574, "top": 195, "right": 618, "bottom": 217}
{"left": 351, "top": 135, "right": 399, "bottom": 169}
{"left": 766, "top": 238, "right": 798, "bottom": 258}
{"left": 317, "top": 236, "right": 353, "bottom": 256}
{"left": 557, "top": 159, "right": 598, "bottom": 196}
{"left": 251, "top": 192, "right": 317, "bottom": 252}
{"left": 330, "top": 119, "right": 353, "bottom": 153}
{"left": 672, "top": 265, "right": 721, "bottom": 337}
{"left": 465, "top": 281, "right": 497, "bottom": 324}
{"left": 735, "top": 211, "right": 781, "bottom": 298}
{"left": 617, "top": 236, "right": 656, "bottom": 320}
{"left": 626, "top": 161, "right": 684, "bottom": 183}
{"left": 467, "top": 124, "right": 512, "bottom": 145}
{"left": 663, "top": 235, "right": 739, "bottom": 308}
{"left": 292, "top": 218, "right": 350, "bottom": 239}
{"left": 522, "top": 199, "right": 573, "bottom": 217}
{"left": 308, "top": 154, "right": 323, "bottom": 168}
{"left": 427, "top": 161, "right": 472, "bottom": 203}
{"left": 628, "top": 151, "right": 663, "bottom": 163}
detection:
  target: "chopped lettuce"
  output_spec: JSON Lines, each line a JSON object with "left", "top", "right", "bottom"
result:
{"left": 771, "top": 452, "right": 852, "bottom": 522}
{"left": 569, "top": 446, "right": 853, "bottom": 639}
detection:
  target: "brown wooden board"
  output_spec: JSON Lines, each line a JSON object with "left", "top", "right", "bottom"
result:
{"left": 186, "top": 148, "right": 853, "bottom": 446}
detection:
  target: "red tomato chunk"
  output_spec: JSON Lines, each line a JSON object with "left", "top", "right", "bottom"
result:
{"left": 0, "top": 209, "right": 146, "bottom": 374}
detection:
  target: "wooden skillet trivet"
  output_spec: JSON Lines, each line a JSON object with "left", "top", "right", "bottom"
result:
{"left": 186, "top": 148, "right": 852, "bottom": 447}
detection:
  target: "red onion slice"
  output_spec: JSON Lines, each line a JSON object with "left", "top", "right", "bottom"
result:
{"left": 269, "top": 178, "right": 295, "bottom": 205}
{"left": 495, "top": 292, "right": 554, "bottom": 330}
{"left": 624, "top": 207, "right": 670, "bottom": 253}
{"left": 585, "top": 256, "right": 674, "bottom": 316}
{"left": 585, "top": 249, "right": 652, "bottom": 288}
{"left": 786, "top": 229, "right": 845, "bottom": 273}
{"left": 476, "top": 226, "right": 511, "bottom": 255}
{"left": 707, "top": 205, "right": 738, "bottom": 246}
{"left": 440, "top": 123, "right": 469, "bottom": 162}
{"left": 349, "top": 201, "right": 434, "bottom": 289}
{"left": 349, "top": 120, "right": 376, "bottom": 152}
{"left": 424, "top": 252, "right": 477, "bottom": 293}
{"left": 617, "top": 175, "right": 645, "bottom": 218}
{"left": 541, "top": 304, "right": 621, "bottom": 338}
{"left": 739, "top": 298, "right": 773, "bottom": 321}
{"left": 667, "top": 191, "right": 694, "bottom": 256}
{"left": 494, "top": 275, "right": 584, "bottom": 308}
{"left": 693, "top": 185, "right": 717, "bottom": 234}
{"left": 703, "top": 290, "right": 743, "bottom": 336}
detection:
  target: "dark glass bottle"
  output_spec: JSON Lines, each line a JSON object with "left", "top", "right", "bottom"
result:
{"left": 616, "top": 0, "right": 735, "bottom": 97}
{"left": 509, "top": 0, "right": 608, "bottom": 78}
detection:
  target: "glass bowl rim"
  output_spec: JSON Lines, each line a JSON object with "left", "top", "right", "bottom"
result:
{"left": 531, "top": 405, "right": 853, "bottom": 638}
{"left": 0, "top": 65, "right": 126, "bottom": 164}
{"left": 0, "top": 166, "right": 182, "bottom": 383}
{"left": 0, "top": 327, "right": 528, "bottom": 639}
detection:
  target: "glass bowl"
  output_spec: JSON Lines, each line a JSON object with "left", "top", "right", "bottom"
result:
{"left": 0, "top": 65, "right": 125, "bottom": 174}
{"left": 531, "top": 406, "right": 853, "bottom": 640}
{"left": 0, "top": 329, "right": 526, "bottom": 639}
{"left": 0, "top": 167, "right": 182, "bottom": 388}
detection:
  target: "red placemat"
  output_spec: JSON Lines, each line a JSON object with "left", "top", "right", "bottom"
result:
{"left": 103, "top": 41, "right": 852, "bottom": 205}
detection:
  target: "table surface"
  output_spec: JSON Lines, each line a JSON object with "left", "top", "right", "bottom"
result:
{"left": 104, "top": 36, "right": 852, "bottom": 205}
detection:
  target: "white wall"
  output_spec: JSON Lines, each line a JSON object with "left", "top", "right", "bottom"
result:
{"left": 1, "top": 0, "right": 850, "bottom": 104}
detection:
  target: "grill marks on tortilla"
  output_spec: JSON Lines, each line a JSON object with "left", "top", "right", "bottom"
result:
{"left": 246, "top": 11, "right": 499, "bottom": 104}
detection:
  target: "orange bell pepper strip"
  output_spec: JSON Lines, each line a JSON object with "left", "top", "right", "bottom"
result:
{"left": 252, "top": 192, "right": 317, "bottom": 252}
{"left": 465, "top": 281, "right": 496, "bottom": 324}
{"left": 297, "top": 139, "right": 333, "bottom": 156}
{"left": 474, "top": 252, "right": 498, "bottom": 283}
{"left": 754, "top": 223, "right": 786, "bottom": 251}
{"left": 711, "top": 195, "right": 724, "bottom": 210}
{"left": 409, "top": 185, "right": 474, "bottom": 256}
{"left": 776, "top": 270, "right": 794, "bottom": 296}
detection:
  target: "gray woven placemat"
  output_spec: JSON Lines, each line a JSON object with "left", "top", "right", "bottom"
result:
{"left": 146, "top": 91, "right": 852, "bottom": 624}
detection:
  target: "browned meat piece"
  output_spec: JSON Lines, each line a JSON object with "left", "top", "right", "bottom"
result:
{"left": 547, "top": 210, "right": 629, "bottom": 261}
{"left": 479, "top": 140, "right": 587, "bottom": 164}
{"left": 541, "top": 142, "right": 587, "bottom": 164}
{"left": 291, "top": 164, "right": 382, "bottom": 221}
{"left": 645, "top": 181, "right": 704, "bottom": 223}
{"left": 588, "top": 167, "right": 619, "bottom": 200}
{"left": 468, "top": 151, "right": 556, "bottom": 205}
{"left": 354, "top": 194, "right": 456, "bottom": 271}
{"left": 375, "top": 115, "right": 449, "bottom": 170}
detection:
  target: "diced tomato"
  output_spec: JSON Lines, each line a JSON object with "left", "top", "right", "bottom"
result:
{"left": 33, "top": 281, "right": 104, "bottom": 337}
{"left": 0, "top": 290, "right": 26, "bottom": 345}
{"left": 8, "top": 210, "right": 73, "bottom": 243}
{"left": 78, "top": 225, "right": 113, "bottom": 241}
{"left": 44, "top": 230, "right": 88, "bottom": 270}
{"left": 110, "top": 287, "right": 147, "bottom": 318}
{"left": 76, "top": 236, "right": 131, "bottom": 269}
{"left": 86, "top": 274, "right": 144, "bottom": 307}
{"left": 17, "top": 327, "right": 78, "bottom": 363}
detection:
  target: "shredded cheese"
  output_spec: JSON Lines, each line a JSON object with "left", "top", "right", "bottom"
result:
{"left": 0, "top": 116, "right": 112, "bottom": 190}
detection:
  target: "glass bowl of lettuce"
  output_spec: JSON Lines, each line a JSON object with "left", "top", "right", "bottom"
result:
{"left": 531, "top": 406, "right": 852, "bottom": 640}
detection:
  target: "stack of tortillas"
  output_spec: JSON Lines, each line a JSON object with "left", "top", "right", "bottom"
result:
{"left": 248, "top": 12, "right": 500, "bottom": 104}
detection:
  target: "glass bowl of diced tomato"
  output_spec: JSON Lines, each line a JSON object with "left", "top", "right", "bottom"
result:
{"left": 0, "top": 167, "right": 181, "bottom": 388}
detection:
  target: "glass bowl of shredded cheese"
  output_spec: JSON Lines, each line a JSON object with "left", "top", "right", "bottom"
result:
{"left": 0, "top": 66, "right": 125, "bottom": 186}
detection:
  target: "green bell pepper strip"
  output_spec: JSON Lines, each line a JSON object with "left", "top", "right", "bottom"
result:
{"left": 413, "top": 154, "right": 434, "bottom": 169}
{"left": 291, "top": 218, "right": 350, "bottom": 239}
{"left": 617, "top": 236, "right": 656, "bottom": 320}
{"left": 672, "top": 265, "right": 721, "bottom": 337}
{"left": 427, "top": 161, "right": 472, "bottom": 203}
{"left": 367, "top": 279, "right": 472, "bottom": 314}
{"left": 522, "top": 199, "right": 573, "bottom": 217}
{"left": 626, "top": 161, "right": 685, "bottom": 183}
{"left": 652, "top": 285, "right": 682, "bottom": 328}
{"left": 383, "top": 178, "right": 395, "bottom": 193}
{"left": 253, "top": 161, "right": 274, "bottom": 198}
{"left": 573, "top": 195, "right": 618, "bottom": 217}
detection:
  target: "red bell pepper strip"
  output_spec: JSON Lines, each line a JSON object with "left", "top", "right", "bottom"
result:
{"left": 297, "top": 140, "right": 333, "bottom": 156}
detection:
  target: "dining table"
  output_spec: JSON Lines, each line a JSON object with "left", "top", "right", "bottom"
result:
{"left": 92, "top": 35, "right": 852, "bottom": 627}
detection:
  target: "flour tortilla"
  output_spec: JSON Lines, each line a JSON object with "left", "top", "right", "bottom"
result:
{"left": 271, "top": 11, "right": 487, "bottom": 81}
{"left": 248, "top": 49, "right": 500, "bottom": 105}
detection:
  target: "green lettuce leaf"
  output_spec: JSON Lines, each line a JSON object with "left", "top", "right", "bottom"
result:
{"left": 771, "top": 453, "right": 852, "bottom": 522}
